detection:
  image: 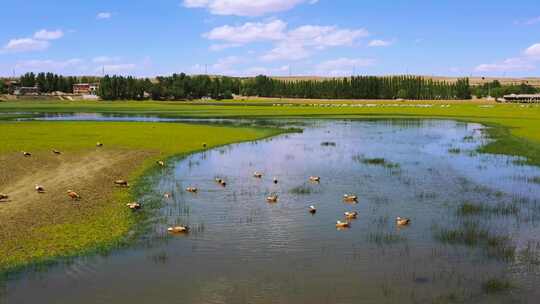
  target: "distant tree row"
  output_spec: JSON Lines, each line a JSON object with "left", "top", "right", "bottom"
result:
{"left": 98, "top": 73, "right": 241, "bottom": 100}
{"left": 242, "top": 75, "right": 472, "bottom": 100}
{"left": 471, "top": 80, "right": 539, "bottom": 98}
{"left": 17, "top": 72, "right": 100, "bottom": 93}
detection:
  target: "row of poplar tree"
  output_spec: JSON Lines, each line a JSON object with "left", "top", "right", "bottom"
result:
{"left": 241, "top": 75, "right": 472, "bottom": 100}
{"left": 98, "top": 74, "right": 241, "bottom": 100}
{"left": 17, "top": 72, "right": 100, "bottom": 93}
{"left": 10, "top": 72, "right": 473, "bottom": 100}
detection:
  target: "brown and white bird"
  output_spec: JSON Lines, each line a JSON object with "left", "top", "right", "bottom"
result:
{"left": 0, "top": 193, "right": 8, "bottom": 201}
{"left": 344, "top": 211, "right": 358, "bottom": 219}
{"left": 22, "top": 151, "right": 31, "bottom": 157}
{"left": 309, "top": 205, "right": 317, "bottom": 214}
{"left": 67, "top": 190, "right": 81, "bottom": 200}
{"left": 163, "top": 192, "right": 172, "bottom": 198}
{"left": 114, "top": 180, "right": 129, "bottom": 187}
{"left": 186, "top": 187, "right": 198, "bottom": 193}
{"left": 126, "top": 202, "right": 142, "bottom": 210}
{"left": 157, "top": 160, "right": 165, "bottom": 167}
{"left": 343, "top": 194, "right": 358, "bottom": 203}
{"left": 309, "top": 176, "right": 321, "bottom": 182}
{"left": 215, "top": 178, "right": 226, "bottom": 187}
{"left": 273, "top": 177, "right": 279, "bottom": 184}
{"left": 336, "top": 220, "right": 350, "bottom": 228}
{"left": 96, "top": 142, "right": 103, "bottom": 147}
{"left": 396, "top": 217, "right": 411, "bottom": 226}
{"left": 52, "top": 149, "right": 62, "bottom": 155}
{"left": 253, "top": 172, "right": 263, "bottom": 178}
{"left": 267, "top": 194, "right": 279, "bottom": 203}
{"left": 35, "top": 184, "right": 45, "bottom": 193}
{"left": 168, "top": 225, "right": 190, "bottom": 233}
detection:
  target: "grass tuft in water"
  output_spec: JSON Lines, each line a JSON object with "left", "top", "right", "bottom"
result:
{"left": 320, "top": 141, "right": 336, "bottom": 147}
{"left": 481, "top": 278, "right": 513, "bottom": 294}
{"left": 353, "top": 156, "right": 400, "bottom": 169}
{"left": 448, "top": 148, "right": 461, "bottom": 154}
{"left": 457, "top": 201, "right": 519, "bottom": 216}
{"left": 435, "top": 222, "right": 515, "bottom": 261}
{"left": 367, "top": 232, "right": 406, "bottom": 245}
{"left": 289, "top": 184, "right": 314, "bottom": 195}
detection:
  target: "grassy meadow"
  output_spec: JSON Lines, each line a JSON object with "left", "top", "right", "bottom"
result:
{"left": 1, "top": 99, "right": 540, "bottom": 275}
{"left": 0, "top": 120, "right": 282, "bottom": 275}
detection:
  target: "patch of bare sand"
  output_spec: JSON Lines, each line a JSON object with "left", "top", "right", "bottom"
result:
{"left": 0, "top": 148, "right": 156, "bottom": 240}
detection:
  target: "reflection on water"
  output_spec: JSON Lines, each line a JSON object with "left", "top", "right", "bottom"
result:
{"left": 4, "top": 120, "right": 540, "bottom": 304}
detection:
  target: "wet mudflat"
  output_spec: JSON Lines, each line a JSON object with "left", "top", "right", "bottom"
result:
{"left": 3, "top": 119, "right": 540, "bottom": 304}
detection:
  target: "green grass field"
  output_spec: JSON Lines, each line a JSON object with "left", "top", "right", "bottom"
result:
{"left": 0, "top": 120, "right": 281, "bottom": 275}
{"left": 1, "top": 99, "right": 540, "bottom": 275}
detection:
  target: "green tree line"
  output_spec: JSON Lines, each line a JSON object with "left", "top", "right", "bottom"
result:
{"left": 17, "top": 72, "right": 100, "bottom": 93}
{"left": 98, "top": 73, "right": 241, "bottom": 100}
{"left": 242, "top": 75, "right": 472, "bottom": 100}
{"left": 471, "top": 80, "right": 538, "bottom": 98}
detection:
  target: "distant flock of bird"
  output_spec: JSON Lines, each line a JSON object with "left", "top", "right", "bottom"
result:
{"left": 0, "top": 141, "right": 411, "bottom": 235}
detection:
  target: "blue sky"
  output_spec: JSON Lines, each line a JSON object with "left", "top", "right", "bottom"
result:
{"left": 0, "top": 0, "right": 539, "bottom": 77}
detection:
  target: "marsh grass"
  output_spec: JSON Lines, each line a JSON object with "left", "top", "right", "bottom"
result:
{"left": 289, "top": 184, "right": 314, "bottom": 195}
{"left": 482, "top": 278, "right": 513, "bottom": 294}
{"left": 320, "top": 141, "right": 336, "bottom": 147}
{"left": 435, "top": 222, "right": 515, "bottom": 261}
{"left": 528, "top": 177, "right": 540, "bottom": 184}
{"left": 368, "top": 232, "right": 407, "bottom": 245}
{"left": 457, "top": 201, "right": 519, "bottom": 216}
{"left": 353, "top": 156, "right": 400, "bottom": 169}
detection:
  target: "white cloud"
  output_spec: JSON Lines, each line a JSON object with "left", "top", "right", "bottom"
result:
{"left": 474, "top": 42, "right": 540, "bottom": 73}
{"left": 97, "top": 12, "right": 112, "bottom": 19}
{"left": 33, "top": 29, "right": 64, "bottom": 40}
{"left": 205, "top": 20, "right": 370, "bottom": 61}
{"left": 92, "top": 56, "right": 121, "bottom": 64}
{"left": 209, "top": 43, "right": 242, "bottom": 51}
{"left": 183, "top": 0, "right": 315, "bottom": 17}
{"left": 15, "top": 58, "right": 85, "bottom": 73}
{"left": 204, "top": 20, "right": 286, "bottom": 43}
{"left": 474, "top": 57, "right": 535, "bottom": 72}
{"left": 100, "top": 63, "right": 136, "bottom": 74}
{"left": 3, "top": 38, "right": 50, "bottom": 53}
{"left": 260, "top": 42, "right": 310, "bottom": 61}
{"left": 368, "top": 39, "right": 393, "bottom": 47}
{"left": 315, "top": 57, "right": 375, "bottom": 76}
{"left": 261, "top": 25, "right": 368, "bottom": 61}
{"left": 524, "top": 43, "right": 540, "bottom": 58}
{"left": 211, "top": 56, "right": 244, "bottom": 72}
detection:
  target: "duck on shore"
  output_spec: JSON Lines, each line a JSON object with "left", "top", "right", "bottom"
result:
{"left": 35, "top": 185, "right": 45, "bottom": 193}
{"left": 157, "top": 160, "right": 165, "bottom": 167}
{"left": 67, "top": 190, "right": 81, "bottom": 200}
{"left": 0, "top": 193, "right": 8, "bottom": 201}
{"left": 114, "top": 180, "right": 129, "bottom": 187}
{"left": 126, "top": 202, "right": 142, "bottom": 210}
{"left": 22, "top": 151, "right": 31, "bottom": 157}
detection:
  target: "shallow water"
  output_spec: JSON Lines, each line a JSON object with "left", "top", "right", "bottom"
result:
{"left": 3, "top": 119, "right": 540, "bottom": 304}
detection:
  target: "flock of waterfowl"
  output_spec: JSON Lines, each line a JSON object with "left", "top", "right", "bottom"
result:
{"left": 177, "top": 170, "right": 411, "bottom": 232}
{"left": 0, "top": 142, "right": 412, "bottom": 236}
